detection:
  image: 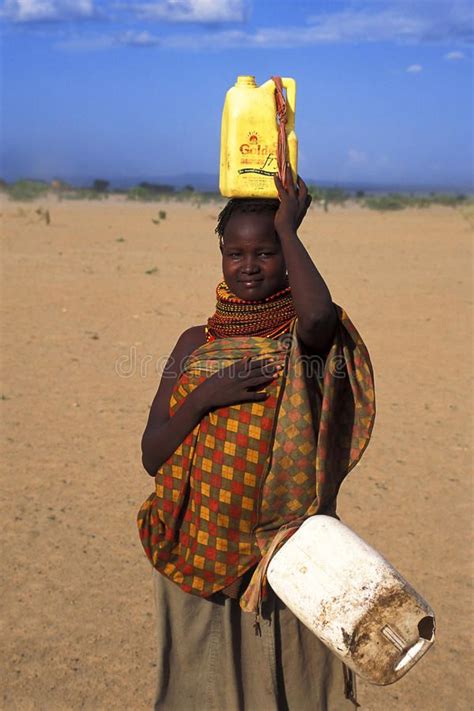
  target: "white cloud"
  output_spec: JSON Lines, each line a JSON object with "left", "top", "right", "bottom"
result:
{"left": 49, "top": 0, "right": 474, "bottom": 50}
{"left": 406, "top": 64, "right": 423, "bottom": 72}
{"left": 117, "top": 29, "right": 160, "bottom": 46}
{"left": 3, "top": 0, "right": 95, "bottom": 22}
{"left": 306, "top": 1, "right": 473, "bottom": 46}
{"left": 131, "top": 0, "right": 247, "bottom": 23}
{"left": 306, "top": 8, "right": 425, "bottom": 44}
{"left": 56, "top": 32, "right": 113, "bottom": 49}
{"left": 125, "top": 1, "right": 474, "bottom": 49}
{"left": 348, "top": 148, "right": 368, "bottom": 164}
{"left": 444, "top": 50, "right": 465, "bottom": 60}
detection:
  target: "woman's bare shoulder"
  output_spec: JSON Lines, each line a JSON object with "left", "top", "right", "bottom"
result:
{"left": 166, "top": 325, "right": 208, "bottom": 374}
{"left": 144, "top": 325, "right": 207, "bottom": 431}
{"left": 174, "top": 324, "right": 207, "bottom": 356}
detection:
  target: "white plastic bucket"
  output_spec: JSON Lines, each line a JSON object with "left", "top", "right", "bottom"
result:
{"left": 267, "top": 516, "right": 435, "bottom": 685}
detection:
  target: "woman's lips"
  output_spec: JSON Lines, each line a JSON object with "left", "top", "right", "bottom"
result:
{"left": 239, "top": 279, "right": 263, "bottom": 286}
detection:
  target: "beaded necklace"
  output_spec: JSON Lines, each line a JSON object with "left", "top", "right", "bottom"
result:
{"left": 205, "top": 281, "right": 296, "bottom": 342}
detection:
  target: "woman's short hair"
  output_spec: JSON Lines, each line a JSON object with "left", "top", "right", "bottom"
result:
{"left": 215, "top": 198, "right": 280, "bottom": 249}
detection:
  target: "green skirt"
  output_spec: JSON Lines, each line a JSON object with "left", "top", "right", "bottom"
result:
{"left": 152, "top": 569, "right": 359, "bottom": 711}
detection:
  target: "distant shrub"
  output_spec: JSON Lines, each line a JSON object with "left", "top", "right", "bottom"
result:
{"left": 178, "top": 189, "right": 198, "bottom": 202}
{"left": 140, "top": 182, "right": 175, "bottom": 193}
{"left": 458, "top": 203, "right": 474, "bottom": 227}
{"left": 307, "top": 185, "right": 349, "bottom": 205}
{"left": 36, "top": 207, "right": 50, "bottom": 224}
{"left": 60, "top": 191, "right": 83, "bottom": 201}
{"left": 410, "top": 197, "right": 431, "bottom": 208}
{"left": 127, "top": 186, "right": 162, "bottom": 202}
{"left": 364, "top": 194, "right": 406, "bottom": 211}
{"left": 6, "top": 180, "right": 50, "bottom": 201}
{"left": 361, "top": 192, "right": 471, "bottom": 211}
{"left": 91, "top": 179, "right": 109, "bottom": 193}
{"left": 325, "top": 187, "right": 350, "bottom": 204}
{"left": 84, "top": 189, "right": 108, "bottom": 200}
{"left": 62, "top": 189, "right": 108, "bottom": 201}
{"left": 125, "top": 184, "right": 220, "bottom": 204}
{"left": 51, "top": 179, "right": 72, "bottom": 193}
{"left": 183, "top": 191, "right": 221, "bottom": 205}
{"left": 430, "top": 193, "right": 466, "bottom": 206}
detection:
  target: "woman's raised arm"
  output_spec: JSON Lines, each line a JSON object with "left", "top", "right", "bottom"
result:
{"left": 274, "top": 173, "right": 337, "bottom": 356}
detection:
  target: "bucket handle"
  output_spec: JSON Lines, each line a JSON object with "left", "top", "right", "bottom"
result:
{"left": 281, "top": 77, "right": 296, "bottom": 131}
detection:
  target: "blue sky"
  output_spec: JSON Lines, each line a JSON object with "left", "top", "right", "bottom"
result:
{"left": 1, "top": 0, "right": 473, "bottom": 189}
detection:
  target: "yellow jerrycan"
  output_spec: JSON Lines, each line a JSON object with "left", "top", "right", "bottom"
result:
{"left": 219, "top": 75, "right": 298, "bottom": 198}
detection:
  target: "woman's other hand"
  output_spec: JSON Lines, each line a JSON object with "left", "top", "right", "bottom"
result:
{"left": 274, "top": 172, "right": 312, "bottom": 238}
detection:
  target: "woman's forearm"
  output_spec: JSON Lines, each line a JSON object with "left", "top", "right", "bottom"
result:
{"left": 141, "top": 389, "right": 206, "bottom": 475}
{"left": 273, "top": 175, "right": 335, "bottom": 336}
{"left": 279, "top": 230, "right": 334, "bottom": 328}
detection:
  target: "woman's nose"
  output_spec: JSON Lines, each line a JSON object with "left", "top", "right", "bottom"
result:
{"left": 241, "top": 258, "right": 260, "bottom": 274}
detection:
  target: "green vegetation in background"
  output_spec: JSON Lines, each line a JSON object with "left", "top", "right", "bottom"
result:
{"left": 0, "top": 178, "right": 471, "bottom": 211}
{"left": 307, "top": 185, "right": 350, "bottom": 205}
{"left": 0, "top": 178, "right": 112, "bottom": 201}
{"left": 61, "top": 189, "right": 109, "bottom": 201}
{"left": 2, "top": 179, "right": 50, "bottom": 201}
{"left": 362, "top": 192, "right": 468, "bottom": 211}
{"left": 127, "top": 182, "right": 176, "bottom": 201}
{"left": 92, "top": 179, "right": 109, "bottom": 193}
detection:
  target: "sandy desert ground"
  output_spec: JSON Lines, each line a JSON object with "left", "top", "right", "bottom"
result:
{"left": 0, "top": 196, "right": 472, "bottom": 710}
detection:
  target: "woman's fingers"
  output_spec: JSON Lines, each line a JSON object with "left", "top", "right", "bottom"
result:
{"left": 239, "top": 391, "right": 270, "bottom": 402}
{"left": 297, "top": 176, "right": 309, "bottom": 206}
{"left": 240, "top": 370, "right": 281, "bottom": 387}
{"left": 297, "top": 175, "right": 308, "bottom": 192}
{"left": 218, "top": 358, "right": 280, "bottom": 384}
{"left": 274, "top": 173, "right": 286, "bottom": 199}
{"left": 297, "top": 175, "right": 307, "bottom": 197}
{"left": 275, "top": 170, "right": 296, "bottom": 198}
{"left": 293, "top": 175, "right": 311, "bottom": 228}
{"left": 243, "top": 373, "right": 281, "bottom": 389}
{"left": 286, "top": 163, "right": 296, "bottom": 195}
{"left": 244, "top": 360, "right": 283, "bottom": 377}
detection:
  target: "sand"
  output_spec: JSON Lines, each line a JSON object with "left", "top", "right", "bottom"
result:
{"left": 0, "top": 196, "right": 472, "bottom": 710}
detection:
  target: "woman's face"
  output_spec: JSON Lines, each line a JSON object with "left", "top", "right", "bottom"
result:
{"left": 221, "top": 211, "right": 288, "bottom": 301}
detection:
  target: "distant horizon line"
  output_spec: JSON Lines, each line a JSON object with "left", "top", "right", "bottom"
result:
{"left": 2, "top": 172, "right": 473, "bottom": 195}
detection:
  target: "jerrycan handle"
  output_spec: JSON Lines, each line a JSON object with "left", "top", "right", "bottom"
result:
{"left": 281, "top": 77, "right": 296, "bottom": 131}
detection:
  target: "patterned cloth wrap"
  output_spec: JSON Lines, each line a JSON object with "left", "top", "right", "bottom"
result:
{"left": 138, "top": 306, "right": 375, "bottom": 613}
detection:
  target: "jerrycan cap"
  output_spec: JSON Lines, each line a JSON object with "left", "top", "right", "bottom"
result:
{"left": 235, "top": 75, "right": 257, "bottom": 88}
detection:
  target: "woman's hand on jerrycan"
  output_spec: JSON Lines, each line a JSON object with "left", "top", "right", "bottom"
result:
{"left": 192, "top": 357, "right": 282, "bottom": 415}
{"left": 274, "top": 169, "right": 312, "bottom": 238}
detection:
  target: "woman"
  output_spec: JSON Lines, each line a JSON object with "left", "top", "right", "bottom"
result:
{"left": 138, "top": 174, "right": 375, "bottom": 710}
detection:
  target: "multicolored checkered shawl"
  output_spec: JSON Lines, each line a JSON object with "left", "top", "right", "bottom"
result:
{"left": 137, "top": 306, "right": 375, "bottom": 613}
